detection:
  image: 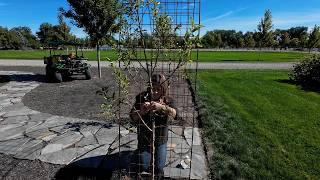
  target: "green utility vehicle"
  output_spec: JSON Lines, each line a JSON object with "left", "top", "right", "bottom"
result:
{"left": 44, "top": 41, "right": 92, "bottom": 82}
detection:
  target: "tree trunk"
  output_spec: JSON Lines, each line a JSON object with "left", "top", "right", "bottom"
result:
{"left": 97, "top": 41, "right": 101, "bottom": 78}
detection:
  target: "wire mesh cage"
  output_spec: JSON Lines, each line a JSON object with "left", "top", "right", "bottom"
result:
{"left": 110, "top": 0, "right": 204, "bottom": 179}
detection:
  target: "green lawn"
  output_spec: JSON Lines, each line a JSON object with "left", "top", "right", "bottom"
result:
{"left": 0, "top": 50, "right": 306, "bottom": 62}
{"left": 197, "top": 70, "right": 320, "bottom": 179}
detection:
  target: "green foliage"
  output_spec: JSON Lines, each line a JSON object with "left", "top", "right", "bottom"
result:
{"left": 290, "top": 54, "right": 320, "bottom": 87}
{"left": 201, "top": 31, "right": 223, "bottom": 48}
{"left": 0, "top": 26, "right": 27, "bottom": 50}
{"left": 257, "top": 9, "right": 274, "bottom": 47}
{"left": 280, "top": 32, "right": 290, "bottom": 48}
{"left": 307, "top": 25, "right": 320, "bottom": 51}
{"left": 36, "top": 22, "right": 73, "bottom": 46}
{"left": 102, "top": 0, "right": 202, "bottom": 119}
{"left": 244, "top": 32, "right": 256, "bottom": 48}
{"left": 198, "top": 70, "right": 320, "bottom": 179}
{"left": 201, "top": 25, "right": 311, "bottom": 49}
{"left": 62, "top": 0, "right": 120, "bottom": 77}
{"left": 11, "top": 27, "right": 40, "bottom": 49}
{"left": 62, "top": 0, "right": 119, "bottom": 43}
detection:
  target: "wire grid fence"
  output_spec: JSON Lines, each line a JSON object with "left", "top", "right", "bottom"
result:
{"left": 115, "top": 0, "right": 201, "bottom": 179}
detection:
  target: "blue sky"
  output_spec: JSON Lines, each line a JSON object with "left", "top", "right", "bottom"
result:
{"left": 1, "top": 0, "right": 320, "bottom": 37}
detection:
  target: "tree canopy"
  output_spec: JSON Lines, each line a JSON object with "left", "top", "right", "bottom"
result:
{"left": 257, "top": 9, "right": 274, "bottom": 47}
{"left": 307, "top": 25, "right": 320, "bottom": 51}
{"left": 61, "top": 0, "right": 119, "bottom": 44}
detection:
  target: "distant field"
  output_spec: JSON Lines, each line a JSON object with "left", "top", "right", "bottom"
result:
{"left": 0, "top": 50, "right": 307, "bottom": 62}
{"left": 198, "top": 70, "right": 320, "bottom": 179}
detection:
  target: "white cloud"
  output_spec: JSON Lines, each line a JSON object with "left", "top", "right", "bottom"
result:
{"left": 203, "top": 7, "right": 248, "bottom": 23}
{"left": 204, "top": 11, "right": 234, "bottom": 22}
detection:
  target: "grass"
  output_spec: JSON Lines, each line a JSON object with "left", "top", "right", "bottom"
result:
{"left": 197, "top": 70, "right": 320, "bottom": 179}
{"left": 0, "top": 50, "right": 306, "bottom": 62}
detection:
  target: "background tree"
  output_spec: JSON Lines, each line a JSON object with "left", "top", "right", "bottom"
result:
{"left": 0, "top": 27, "right": 14, "bottom": 49}
{"left": 244, "top": 32, "right": 256, "bottom": 48}
{"left": 290, "top": 38, "right": 300, "bottom": 48}
{"left": 61, "top": 0, "right": 120, "bottom": 78}
{"left": 0, "top": 27, "right": 23, "bottom": 50}
{"left": 288, "top": 27, "right": 308, "bottom": 48}
{"left": 307, "top": 25, "right": 320, "bottom": 52}
{"left": 280, "top": 32, "right": 290, "bottom": 49}
{"left": 11, "top": 27, "right": 40, "bottom": 49}
{"left": 201, "top": 31, "right": 215, "bottom": 48}
{"left": 257, "top": 9, "right": 274, "bottom": 48}
{"left": 57, "top": 13, "right": 72, "bottom": 42}
{"left": 36, "top": 23, "right": 57, "bottom": 45}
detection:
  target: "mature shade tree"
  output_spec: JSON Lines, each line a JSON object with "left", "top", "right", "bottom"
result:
{"left": 0, "top": 26, "right": 23, "bottom": 50}
{"left": 290, "top": 38, "right": 300, "bottom": 48}
{"left": 36, "top": 23, "right": 57, "bottom": 45}
{"left": 201, "top": 31, "right": 215, "bottom": 48}
{"left": 61, "top": 0, "right": 120, "bottom": 78}
{"left": 307, "top": 25, "right": 320, "bottom": 52}
{"left": 36, "top": 14, "right": 74, "bottom": 47}
{"left": 201, "top": 31, "right": 224, "bottom": 48}
{"left": 215, "top": 33, "right": 223, "bottom": 48}
{"left": 284, "top": 27, "right": 307, "bottom": 48}
{"left": 238, "top": 37, "right": 245, "bottom": 48}
{"left": 280, "top": 32, "right": 290, "bottom": 49}
{"left": 57, "top": 13, "right": 72, "bottom": 42}
{"left": 235, "top": 31, "right": 244, "bottom": 48}
{"left": 0, "top": 27, "right": 9, "bottom": 49}
{"left": 0, "top": 27, "right": 13, "bottom": 49}
{"left": 244, "top": 32, "right": 256, "bottom": 48}
{"left": 257, "top": 9, "right": 274, "bottom": 47}
{"left": 11, "top": 26, "right": 40, "bottom": 49}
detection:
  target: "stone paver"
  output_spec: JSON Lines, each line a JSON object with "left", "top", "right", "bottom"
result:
{"left": 0, "top": 71, "right": 208, "bottom": 179}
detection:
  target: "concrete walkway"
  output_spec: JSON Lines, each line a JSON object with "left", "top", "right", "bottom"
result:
{"left": 0, "top": 71, "right": 207, "bottom": 179}
{"left": 0, "top": 59, "right": 295, "bottom": 70}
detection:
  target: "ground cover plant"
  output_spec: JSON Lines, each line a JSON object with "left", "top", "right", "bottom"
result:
{"left": 0, "top": 50, "right": 306, "bottom": 62}
{"left": 197, "top": 70, "right": 320, "bottom": 179}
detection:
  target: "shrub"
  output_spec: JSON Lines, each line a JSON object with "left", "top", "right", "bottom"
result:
{"left": 290, "top": 54, "right": 320, "bottom": 87}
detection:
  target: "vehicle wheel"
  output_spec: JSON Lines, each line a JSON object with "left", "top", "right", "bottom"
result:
{"left": 61, "top": 72, "right": 69, "bottom": 81}
{"left": 53, "top": 71, "right": 63, "bottom": 83}
{"left": 84, "top": 68, "right": 92, "bottom": 80}
{"left": 45, "top": 65, "right": 53, "bottom": 82}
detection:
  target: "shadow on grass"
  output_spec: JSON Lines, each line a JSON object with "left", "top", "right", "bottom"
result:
{"left": 277, "top": 79, "right": 320, "bottom": 93}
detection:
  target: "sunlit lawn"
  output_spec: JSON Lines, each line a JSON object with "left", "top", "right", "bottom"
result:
{"left": 0, "top": 50, "right": 306, "bottom": 62}
{"left": 198, "top": 70, "right": 320, "bottom": 179}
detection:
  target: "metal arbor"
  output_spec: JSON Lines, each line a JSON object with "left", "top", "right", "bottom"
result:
{"left": 113, "top": 0, "right": 204, "bottom": 179}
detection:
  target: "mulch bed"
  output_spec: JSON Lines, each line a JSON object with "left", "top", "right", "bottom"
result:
{"left": 17, "top": 67, "right": 197, "bottom": 126}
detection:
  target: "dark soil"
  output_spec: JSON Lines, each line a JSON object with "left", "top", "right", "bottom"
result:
{"left": 0, "top": 153, "right": 62, "bottom": 180}
{"left": 1, "top": 66, "right": 197, "bottom": 126}
{"left": 22, "top": 68, "right": 116, "bottom": 122}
